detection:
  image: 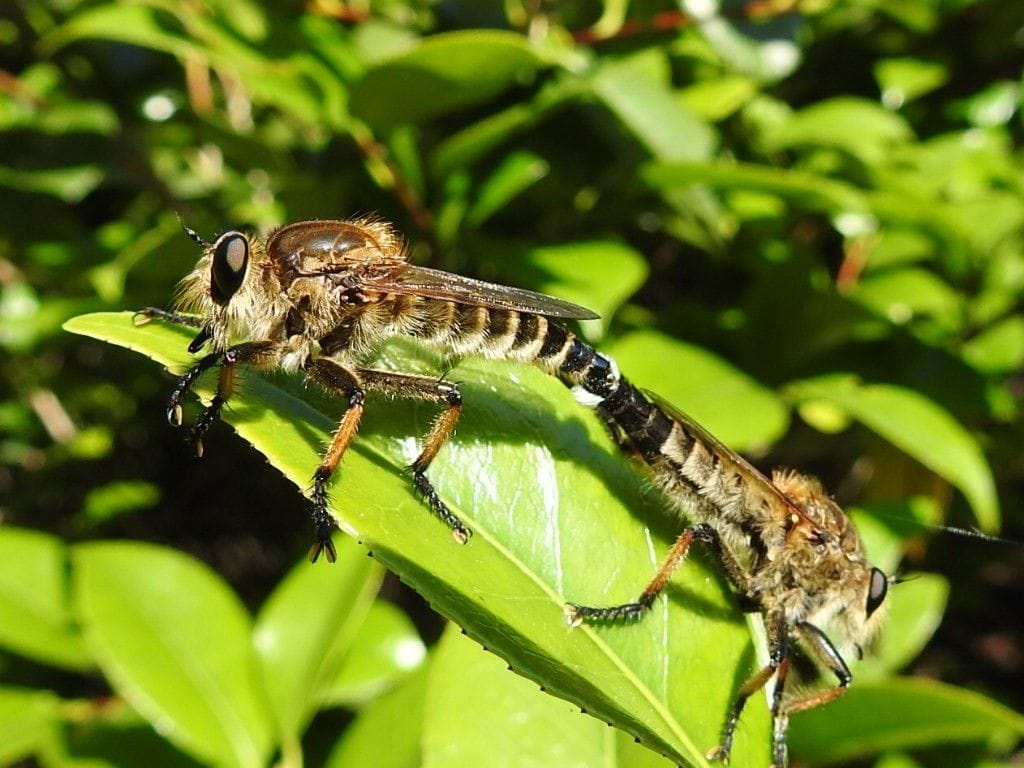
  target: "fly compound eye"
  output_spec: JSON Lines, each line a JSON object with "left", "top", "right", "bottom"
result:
{"left": 865, "top": 567, "right": 888, "bottom": 617}
{"left": 210, "top": 232, "right": 249, "bottom": 305}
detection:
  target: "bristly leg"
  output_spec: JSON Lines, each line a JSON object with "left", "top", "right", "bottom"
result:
{"left": 169, "top": 341, "right": 279, "bottom": 450}
{"left": 167, "top": 351, "right": 224, "bottom": 426}
{"left": 304, "top": 357, "right": 367, "bottom": 564}
{"left": 411, "top": 472, "right": 471, "bottom": 543}
{"left": 566, "top": 524, "right": 740, "bottom": 626}
{"left": 133, "top": 306, "right": 204, "bottom": 329}
{"left": 309, "top": 466, "right": 339, "bottom": 564}
{"left": 706, "top": 617, "right": 788, "bottom": 765}
{"left": 357, "top": 368, "right": 472, "bottom": 544}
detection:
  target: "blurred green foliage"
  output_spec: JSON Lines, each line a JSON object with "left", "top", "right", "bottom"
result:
{"left": 2, "top": 0, "right": 1023, "bottom": 766}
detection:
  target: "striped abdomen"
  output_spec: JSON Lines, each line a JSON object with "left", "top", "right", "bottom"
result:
{"left": 349, "top": 296, "right": 770, "bottom": 533}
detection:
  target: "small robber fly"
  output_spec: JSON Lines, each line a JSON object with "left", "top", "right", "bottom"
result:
{"left": 568, "top": 380, "right": 890, "bottom": 767}
{"left": 135, "top": 217, "right": 615, "bottom": 563}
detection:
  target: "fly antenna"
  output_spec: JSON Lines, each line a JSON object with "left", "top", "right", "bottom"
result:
{"left": 938, "top": 525, "right": 1022, "bottom": 547}
{"left": 176, "top": 213, "right": 209, "bottom": 247}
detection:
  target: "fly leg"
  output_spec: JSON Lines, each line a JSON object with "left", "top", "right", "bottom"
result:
{"left": 357, "top": 369, "right": 471, "bottom": 544}
{"left": 133, "top": 307, "right": 204, "bottom": 328}
{"left": 760, "top": 623, "right": 852, "bottom": 768}
{"left": 166, "top": 341, "right": 280, "bottom": 455}
{"left": 566, "top": 522, "right": 749, "bottom": 624}
{"left": 134, "top": 307, "right": 215, "bottom": 354}
{"left": 705, "top": 615, "right": 789, "bottom": 766}
{"left": 303, "top": 357, "right": 366, "bottom": 564}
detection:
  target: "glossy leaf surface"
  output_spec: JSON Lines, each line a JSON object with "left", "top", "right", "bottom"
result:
{"left": 66, "top": 311, "right": 771, "bottom": 767}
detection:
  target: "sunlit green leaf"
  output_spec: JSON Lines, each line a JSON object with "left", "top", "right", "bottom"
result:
{"left": 81, "top": 481, "right": 160, "bottom": 524}
{"left": 856, "top": 573, "right": 948, "bottom": 678}
{"left": 588, "top": 50, "right": 716, "bottom": 161}
{"left": 0, "top": 527, "right": 91, "bottom": 670}
{"left": 851, "top": 267, "right": 963, "bottom": 331}
{"left": 526, "top": 240, "right": 648, "bottom": 337}
{"left": 0, "top": 687, "right": 61, "bottom": 765}
{"left": 0, "top": 164, "right": 104, "bottom": 202}
{"left": 642, "top": 159, "right": 868, "bottom": 215}
{"left": 678, "top": 76, "right": 759, "bottom": 121}
{"left": 874, "top": 58, "right": 948, "bottom": 106}
{"left": 253, "top": 538, "right": 383, "bottom": 741}
{"left": 762, "top": 97, "right": 913, "bottom": 162}
{"left": 65, "top": 311, "right": 772, "bottom": 768}
{"left": 72, "top": 541, "right": 274, "bottom": 767}
{"left": 423, "top": 626, "right": 676, "bottom": 767}
{"left": 325, "top": 664, "right": 428, "bottom": 768}
{"left": 466, "top": 151, "right": 550, "bottom": 228}
{"left": 961, "top": 316, "right": 1024, "bottom": 373}
{"left": 320, "top": 600, "right": 426, "bottom": 708}
{"left": 960, "top": 80, "right": 1021, "bottom": 128}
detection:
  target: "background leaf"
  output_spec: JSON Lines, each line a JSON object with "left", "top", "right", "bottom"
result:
{"left": 0, "top": 528, "right": 91, "bottom": 670}
{"left": 786, "top": 378, "right": 999, "bottom": 531}
{"left": 350, "top": 31, "right": 549, "bottom": 131}
{"left": 73, "top": 541, "right": 274, "bottom": 767}
{"left": 252, "top": 537, "right": 383, "bottom": 744}
{"left": 790, "top": 678, "right": 1024, "bottom": 764}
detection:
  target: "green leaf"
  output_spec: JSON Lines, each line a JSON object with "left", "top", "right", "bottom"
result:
{"left": 0, "top": 687, "right": 61, "bottom": 765}
{"left": 42, "top": 4, "right": 205, "bottom": 59}
{"left": 253, "top": 537, "right": 383, "bottom": 741}
{"left": 0, "top": 164, "right": 104, "bottom": 202}
{"left": 961, "top": 316, "right": 1024, "bottom": 373}
{"left": 960, "top": 80, "right": 1021, "bottom": 128}
{"left": 761, "top": 97, "right": 914, "bottom": 162}
{"left": 65, "top": 312, "right": 772, "bottom": 767}
{"left": 44, "top": 4, "right": 327, "bottom": 124}
{"left": 325, "top": 664, "right": 428, "bottom": 768}
{"left": 466, "top": 151, "right": 550, "bottom": 228}
{"left": 526, "top": 240, "right": 649, "bottom": 337}
{"left": 642, "top": 159, "right": 869, "bottom": 216}
{"left": 72, "top": 541, "right": 274, "bottom": 767}
{"left": 851, "top": 267, "right": 963, "bottom": 331}
{"left": 350, "top": 31, "right": 548, "bottom": 131}
{"left": 790, "top": 678, "right": 1024, "bottom": 764}
{"left": 678, "top": 76, "right": 759, "bottom": 121}
{"left": 430, "top": 78, "right": 580, "bottom": 178}
{"left": 0, "top": 527, "right": 92, "bottom": 670}
{"left": 786, "top": 378, "right": 999, "bottom": 532}
{"left": 320, "top": 600, "right": 426, "bottom": 708}
{"left": 81, "top": 480, "right": 160, "bottom": 525}
{"left": 608, "top": 330, "right": 789, "bottom": 451}
{"left": 874, "top": 58, "right": 948, "bottom": 106}
{"left": 588, "top": 50, "right": 716, "bottom": 162}
{"left": 423, "top": 625, "right": 676, "bottom": 767}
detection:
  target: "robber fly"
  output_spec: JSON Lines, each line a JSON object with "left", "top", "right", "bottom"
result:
{"left": 566, "top": 377, "right": 890, "bottom": 766}
{"left": 139, "top": 216, "right": 885, "bottom": 765}
{"left": 136, "top": 217, "right": 614, "bottom": 563}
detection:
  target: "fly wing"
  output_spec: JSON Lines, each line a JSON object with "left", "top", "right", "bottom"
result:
{"left": 358, "top": 263, "right": 599, "bottom": 320}
{"left": 643, "top": 389, "right": 808, "bottom": 518}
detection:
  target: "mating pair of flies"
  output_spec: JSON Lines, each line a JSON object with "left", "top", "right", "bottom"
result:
{"left": 137, "top": 217, "right": 890, "bottom": 768}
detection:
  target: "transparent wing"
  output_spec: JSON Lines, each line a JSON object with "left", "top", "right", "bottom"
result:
{"left": 643, "top": 389, "right": 808, "bottom": 518}
{"left": 359, "top": 263, "right": 599, "bottom": 320}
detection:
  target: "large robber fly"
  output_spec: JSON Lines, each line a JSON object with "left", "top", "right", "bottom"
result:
{"left": 136, "top": 217, "right": 613, "bottom": 563}
{"left": 139, "top": 216, "right": 888, "bottom": 767}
